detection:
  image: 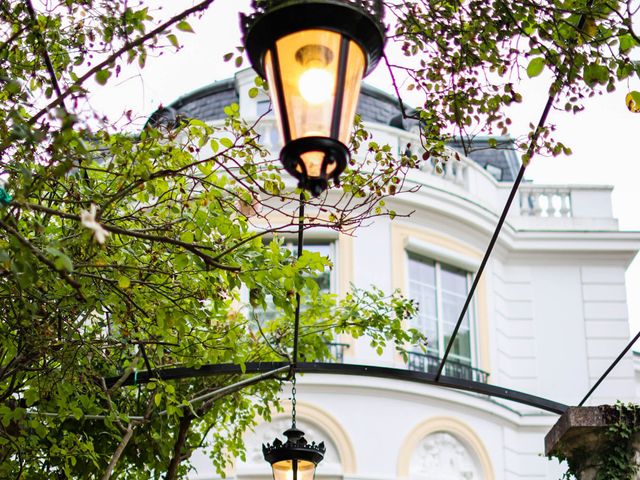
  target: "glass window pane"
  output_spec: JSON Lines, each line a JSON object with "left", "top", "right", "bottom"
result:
{"left": 299, "top": 243, "right": 333, "bottom": 294}
{"left": 407, "top": 253, "right": 474, "bottom": 365}
{"left": 441, "top": 271, "right": 472, "bottom": 364}
{"left": 441, "top": 264, "right": 468, "bottom": 295}
{"left": 408, "top": 254, "right": 439, "bottom": 354}
{"left": 249, "top": 241, "right": 335, "bottom": 322}
{"left": 451, "top": 329, "right": 472, "bottom": 363}
{"left": 337, "top": 40, "right": 365, "bottom": 144}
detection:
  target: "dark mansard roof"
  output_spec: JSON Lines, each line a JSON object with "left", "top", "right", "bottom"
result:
{"left": 147, "top": 76, "right": 521, "bottom": 182}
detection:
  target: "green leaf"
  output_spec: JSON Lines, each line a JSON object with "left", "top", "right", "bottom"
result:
{"left": 220, "top": 137, "right": 233, "bottom": 148}
{"left": 117, "top": 276, "right": 131, "bottom": 289}
{"left": 627, "top": 91, "right": 640, "bottom": 113}
{"left": 95, "top": 69, "right": 111, "bottom": 85}
{"left": 47, "top": 248, "right": 73, "bottom": 273}
{"left": 24, "top": 389, "right": 38, "bottom": 407}
{"left": 248, "top": 87, "right": 259, "bottom": 98}
{"left": 175, "top": 254, "right": 190, "bottom": 269}
{"left": 138, "top": 51, "right": 147, "bottom": 69}
{"left": 6, "top": 80, "right": 21, "bottom": 95}
{"left": 619, "top": 34, "right": 637, "bottom": 53}
{"left": 526, "top": 57, "right": 545, "bottom": 78}
{"left": 71, "top": 407, "right": 83, "bottom": 420}
{"left": 167, "top": 34, "right": 179, "bottom": 49}
{"left": 584, "top": 64, "right": 609, "bottom": 86}
{"left": 176, "top": 20, "right": 194, "bottom": 33}
{"left": 180, "top": 231, "right": 194, "bottom": 243}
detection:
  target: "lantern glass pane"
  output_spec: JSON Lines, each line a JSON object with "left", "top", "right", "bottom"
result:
{"left": 338, "top": 41, "right": 366, "bottom": 144}
{"left": 271, "top": 460, "right": 317, "bottom": 480}
{"left": 264, "top": 49, "right": 286, "bottom": 143}
{"left": 274, "top": 29, "right": 341, "bottom": 141}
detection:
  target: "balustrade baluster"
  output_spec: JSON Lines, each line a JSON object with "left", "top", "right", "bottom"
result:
{"left": 455, "top": 162, "right": 465, "bottom": 185}
{"left": 531, "top": 192, "right": 542, "bottom": 216}
{"left": 519, "top": 192, "right": 530, "bottom": 216}
{"left": 445, "top": 160, "right": 454, "bottom": 179}
{"left": 559, "top": 192, "right": 572, "bottom": 217}
{"left": 546, "top": 192, "right": 557, "bottom": 217}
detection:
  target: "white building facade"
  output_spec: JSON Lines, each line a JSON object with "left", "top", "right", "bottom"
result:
{"left": 160, "top": 70, "right": 640, "bottom": 480}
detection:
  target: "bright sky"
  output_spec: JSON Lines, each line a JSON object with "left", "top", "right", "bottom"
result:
{"left": 88, "top": 0, "right": 640, "bottom": 342}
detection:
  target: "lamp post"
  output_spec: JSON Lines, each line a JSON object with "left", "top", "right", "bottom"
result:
{"left": 241, "top": 0, "right": 386, "bottom": 196}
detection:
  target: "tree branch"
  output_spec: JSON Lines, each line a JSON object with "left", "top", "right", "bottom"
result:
{"left": 12, "top": 201, "right": 240, "bottom": 272}
{"left": 28, "top": 0, "right": 218, "bottom": 125}
{"left": 100, "top": 425, "right": 134, "bottom": 480}
{"left": 24, "top": 0, "right": 65, "bottom": 105}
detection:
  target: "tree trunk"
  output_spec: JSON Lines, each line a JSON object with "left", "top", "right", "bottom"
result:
{"left": 165, "top": 416, "right": 193, "bottom": 480}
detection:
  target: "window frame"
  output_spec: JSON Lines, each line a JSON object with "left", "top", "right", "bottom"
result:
{"left": 405, "top": 250, "right": 478, "bottom": 368}
{"left": 243, "top": 237, "right": 339, "bottom": 321}
{"left": 281, "top": 239, "right": 338, "bottom": 295}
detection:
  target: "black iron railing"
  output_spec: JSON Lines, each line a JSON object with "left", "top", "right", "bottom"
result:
{"left": 407, "top": 351, "right": 490, "bottom": 384}
{"left": 324, "top": 342, "right": 350, "bottom": 363}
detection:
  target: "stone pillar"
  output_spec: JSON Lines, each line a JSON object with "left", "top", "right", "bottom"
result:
{"left": 545, "top": 406, "right": 640, "bottom": 480}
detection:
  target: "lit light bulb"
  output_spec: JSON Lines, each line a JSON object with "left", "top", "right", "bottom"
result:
{"left": 298, "top": 67, "right": 334, "bottom": 105}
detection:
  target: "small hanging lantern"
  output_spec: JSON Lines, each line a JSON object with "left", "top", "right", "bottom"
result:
{"left": 241, "top": 0, "right": 386, "bottom": 196}
{"left": 263, "top": 427, "right": 326, "bottom": 480}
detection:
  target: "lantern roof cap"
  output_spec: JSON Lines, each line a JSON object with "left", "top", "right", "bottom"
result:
{"left": 241, "top": 0, "right": 386, "bottom": 77}
{"left": 263, "top": 427, "right": 326, "bottom": 466}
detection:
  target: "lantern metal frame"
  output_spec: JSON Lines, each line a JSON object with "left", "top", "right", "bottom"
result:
{"left": 262, "top": 427, "right": 327, "bottom": 480}
{"left": 241, "top": 0, "right": 386, "bottom": 196}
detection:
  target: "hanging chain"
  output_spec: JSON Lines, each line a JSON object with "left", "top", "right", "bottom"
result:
{"left": 291, "top": 374, "right": 297, "bottom": 428}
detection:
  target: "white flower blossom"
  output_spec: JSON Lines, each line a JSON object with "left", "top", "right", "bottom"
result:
{"left": 80, "top": 204, "right": 109, "bottom": 244}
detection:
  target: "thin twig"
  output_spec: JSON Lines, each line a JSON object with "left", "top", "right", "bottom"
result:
{"left": 24, "top": 0, "right": 66, "bottom": 107}
{"left": 12, "top": 201, "right": 240, "bottom": 272}
{"left": 28, "top": 0, "right": 217, "bottom": 126}
{"left": 0, "top": 218, "right": 84, "bottom": 298}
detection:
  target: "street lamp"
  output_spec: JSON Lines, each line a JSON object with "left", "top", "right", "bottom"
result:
{"left": 263, "top": 426, "right": 326, "bottom": 480}
{"left": 241, "top": 0, "right": 386, "bottom": 196}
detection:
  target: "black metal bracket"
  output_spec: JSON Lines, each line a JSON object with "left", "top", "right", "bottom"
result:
{"left": 105, "top": 361, "right": 569, "bottom": 415}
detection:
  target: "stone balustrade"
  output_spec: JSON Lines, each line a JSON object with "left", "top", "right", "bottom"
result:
{"left": 419, "top": 155, "right": 468, "bottom": 186}
{"left": 519, "top": 187, "right": 573, "bottom": 218}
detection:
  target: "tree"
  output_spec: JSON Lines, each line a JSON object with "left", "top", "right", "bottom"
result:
{"left": 0, "top": 0, "right": 637, "bottom": 478}
{"left": 0, "top": 1, "right": 422, "bottom": 477}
